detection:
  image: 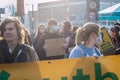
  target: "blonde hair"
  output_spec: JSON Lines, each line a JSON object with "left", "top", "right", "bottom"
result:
{"left": 75, "top": 22, "right": 99, "bottom": 45}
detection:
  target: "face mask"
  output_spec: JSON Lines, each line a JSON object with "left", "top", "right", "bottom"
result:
{"left": 53, "top": 26, "right": 59, "bottom": 32}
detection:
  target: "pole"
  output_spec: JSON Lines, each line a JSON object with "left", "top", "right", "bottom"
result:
{"left": 32, "top": 4, "right": 34, "bottom": 18}
{"left": 0, "top": 14, "right": 1, "bottom": 22}
{"left": 31, "top": 4, "right": 34, "bottom": 42}
{"left": 51, "top": 8, "right": 53, "bottom": 18}
{"left": 66, "top": 0, "right": 69, "bottom": 21}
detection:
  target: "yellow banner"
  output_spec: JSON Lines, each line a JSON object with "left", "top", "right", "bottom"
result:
{"left": 0, "top": 55, "right": 120, "bottom": 80}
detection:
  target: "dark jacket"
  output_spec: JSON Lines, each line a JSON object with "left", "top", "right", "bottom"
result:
{"left": 0, "top": 40, "right": 39, "bottom": 63}
{"left": 37, "top": 32, "right": 64, "bottom": 60}
{"left": 33, "top": 32, "right": 47, "bottom": 54}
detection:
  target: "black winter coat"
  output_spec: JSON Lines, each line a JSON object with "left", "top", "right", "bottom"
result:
{"left": 0, "top": 40, "right": 39, "bottom": 63}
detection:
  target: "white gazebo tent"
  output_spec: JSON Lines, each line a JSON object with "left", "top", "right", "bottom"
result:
{"left": 98, "top": 3, "right": 120, "bottom": 30}
{"left": 99, "top": 3, "right": 120, "bottom": 21}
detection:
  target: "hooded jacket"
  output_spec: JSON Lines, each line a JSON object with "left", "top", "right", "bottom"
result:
{"left": 0, "top": 40, "right": 39, "bottom": 63}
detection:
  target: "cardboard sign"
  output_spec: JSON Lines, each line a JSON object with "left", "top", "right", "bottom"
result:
{"left": 98, "top": 27, "right": 115, "bottom": 55}
{"left": 0, "top": 55, "right": 120, "bottom": 80}
{"left": 45, "top": 38, "right": 66, "bottom": 57}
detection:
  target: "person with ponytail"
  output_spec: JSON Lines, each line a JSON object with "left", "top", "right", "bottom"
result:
{"left": 69, "top": 22, "right": 103, "bottom": 58}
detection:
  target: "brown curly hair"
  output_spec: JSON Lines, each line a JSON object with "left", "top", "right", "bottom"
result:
{"left": 0, "top": 17, "right": 25, "bottom": 44}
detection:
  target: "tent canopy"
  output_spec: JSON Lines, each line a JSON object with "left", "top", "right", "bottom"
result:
{"left": 99, "top": 3, "right": 120, "bottom": 20}
{"left": 99, "top": 3, "right": 120, "bottom": 14}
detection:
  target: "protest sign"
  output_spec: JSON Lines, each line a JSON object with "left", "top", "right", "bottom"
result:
{"left": 45, "top": 38, "right": 66, "bottom": 57}
{"left": 98, "top": 27, "right": 115, "bottom": 55}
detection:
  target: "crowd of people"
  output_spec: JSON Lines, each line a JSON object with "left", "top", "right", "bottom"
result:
{"left": 0, "top": 17, "right": 120, "bottom": 64}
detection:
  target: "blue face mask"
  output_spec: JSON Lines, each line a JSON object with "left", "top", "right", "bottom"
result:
{"left": 53, "top": 26, "right": 59, "bottom": 31}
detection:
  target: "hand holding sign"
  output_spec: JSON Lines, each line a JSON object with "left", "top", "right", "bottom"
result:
{"left": 43, "top": 44, "right": 48, "bottom": 51}
{"left": 45, "top": 38, "right": 66, "bottom": 57}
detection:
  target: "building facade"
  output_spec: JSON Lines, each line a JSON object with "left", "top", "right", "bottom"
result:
{"left": 38, "top": 0, "right": 86, "bottom": 26}
{"left": 37, "top": 0, "right": 120, "bottom": 27}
